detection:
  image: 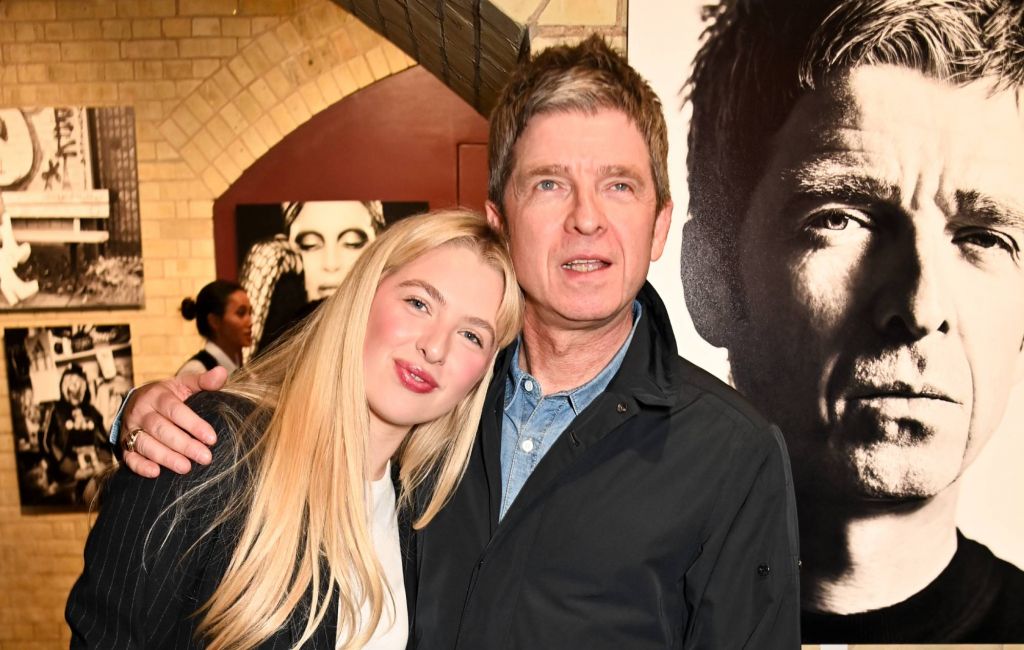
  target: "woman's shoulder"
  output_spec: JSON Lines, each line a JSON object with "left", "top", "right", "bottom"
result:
{"left": 185, "top": 391, "right": 262, "bottom": 432}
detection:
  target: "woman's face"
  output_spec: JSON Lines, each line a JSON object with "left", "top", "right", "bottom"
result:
{"left": 363, "top": 244, "right": 504, "bottom": 437}
{"left": 289, "top": 201, "right": 377, "bottom": 301}
{"left": 210, "top": 290, "right": 253, "bottom": 350}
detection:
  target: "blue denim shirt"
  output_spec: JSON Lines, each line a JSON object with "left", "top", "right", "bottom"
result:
{"left": 498, "top": 301, "right": 641, "bottom": 520}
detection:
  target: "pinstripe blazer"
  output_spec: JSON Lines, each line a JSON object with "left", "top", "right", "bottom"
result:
{"left": 65, "top": 392, "right": 388, "bottom": 649}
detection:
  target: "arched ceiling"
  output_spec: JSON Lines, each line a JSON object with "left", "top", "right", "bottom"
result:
{"left": 330, "top": 0, "right": 529, "bottom": 114}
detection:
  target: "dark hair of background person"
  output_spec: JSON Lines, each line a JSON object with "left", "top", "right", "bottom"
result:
{"left": 180, "top": 280, "right": 244, "bottom": 339}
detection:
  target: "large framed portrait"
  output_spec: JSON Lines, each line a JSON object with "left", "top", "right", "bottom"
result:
{"left": 631, "top": 0, "right": 1024, "bottom": 644}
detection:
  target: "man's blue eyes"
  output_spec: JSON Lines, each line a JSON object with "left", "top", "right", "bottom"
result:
{"left": 535, "top": 180, "right": 632, "bottom": 192}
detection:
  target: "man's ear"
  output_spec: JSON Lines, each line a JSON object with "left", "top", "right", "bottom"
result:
{"left": 649, "top": 201, "right": 673, "bottom": 262}
{"left": 485, "top": 201, "right": 505, "bottom": 233}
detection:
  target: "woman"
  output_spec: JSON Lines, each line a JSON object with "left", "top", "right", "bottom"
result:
{"left": 177, "top": 280, "right": 254, "bottom": 376}
{"left": 67, "top": 210, "right": 523, "bottom": 649}
{"left": 241, "top": 201, "right": 385, "bottom": 356}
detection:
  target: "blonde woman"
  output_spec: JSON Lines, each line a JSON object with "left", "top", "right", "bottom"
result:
{"left": 67, "top": 210, "right": 524, "bottom": 649}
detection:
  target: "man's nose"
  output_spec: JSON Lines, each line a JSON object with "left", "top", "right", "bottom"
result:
{"left": 566, "top": 188, "right": 607, "bottom": 235}
{"left": 871, "top": 226, "right": 953, "bottom": 340}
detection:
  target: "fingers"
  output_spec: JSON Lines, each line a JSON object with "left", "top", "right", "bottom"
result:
{"left": 123, "top": 378, "right": 217, "bottom": 448}
{"left": 171, "top": 366, "right": 226, "bottom": 396}
{"left": 138, "top": 409, "right": 213, "bottom": 465}
{"left": 153, "top": 390, "right": 217, "bottom": 447}
{"left": 119, "top": 375, "right": 220, "bottom": 477}
{"left": 169, "top": 372, "right": 207, "bottom": 398}
{"left": 123, "top": 450, "right": 160, "bottom": 478}
{"left": 197, "top": 366, "right": 228, "bottom": 391}
{"left": 125, "top": 429, "right": 193, "bottom": 475}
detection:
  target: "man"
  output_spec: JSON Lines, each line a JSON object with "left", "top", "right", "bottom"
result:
{"left": 115, "top": 36, "right": 799, "bottom": 648}
{"left": 683, "top": 0, "right": 1024, "bottom": 643}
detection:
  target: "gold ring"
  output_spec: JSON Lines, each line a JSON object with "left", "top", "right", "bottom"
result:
{"left": 123, "top": 427, "right": 145, "bottom": 454}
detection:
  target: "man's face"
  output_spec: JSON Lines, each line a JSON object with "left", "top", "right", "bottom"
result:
{"left": 488, "top": 109, "right": 672, "bottom": 331}
{"left": 729, "top": 65, "right": 1024, "bottom": 501}
{"left": 288, "top": 201, "right": 377, "bottom": 301}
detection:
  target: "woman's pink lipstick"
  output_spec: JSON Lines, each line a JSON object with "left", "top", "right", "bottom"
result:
{"left": 394, "top": 360, "right": 438, "bottom": 393}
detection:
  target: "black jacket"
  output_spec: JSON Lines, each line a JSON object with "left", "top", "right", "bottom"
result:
{"left": 410, "top": 284, "right": 801, "bottom": 649}
{"left": 66, "top": 392, "right": 412, "bottom": 649}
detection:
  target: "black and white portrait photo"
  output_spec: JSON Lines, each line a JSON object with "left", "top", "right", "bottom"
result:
{"left": 232, "top": 200, "right": 425, "bottom": 357}
{"left": 5, "top": 325, "right": 133, "bottom": 510}
{"left": 0, "top": 106, "right": 143, "bottom": 311}
{"left": 631, "top": 0, "right": 1024, "bottom": 644}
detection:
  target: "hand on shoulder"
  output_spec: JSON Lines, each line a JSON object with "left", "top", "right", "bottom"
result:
{"left": 121, "top": 367, "right": 228, "bottom": 478}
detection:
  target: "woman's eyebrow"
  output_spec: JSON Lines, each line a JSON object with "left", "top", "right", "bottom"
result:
{"left": 398, "top": 279, "right": 446, "bottom": 306}
{"left": 465, "top": 317, "right": 496, "bottom": 340}
{"left": 397, "top": 279, "right": 497, "bottom": 339}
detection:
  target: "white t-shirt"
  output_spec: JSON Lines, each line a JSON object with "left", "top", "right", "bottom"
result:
{"left": 339, "top": 466, "right": 408, "bottom": 649}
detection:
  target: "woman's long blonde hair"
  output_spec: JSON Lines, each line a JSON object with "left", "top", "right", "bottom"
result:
{"left": 172, "top": 210, "right": 522, "bottom": 649}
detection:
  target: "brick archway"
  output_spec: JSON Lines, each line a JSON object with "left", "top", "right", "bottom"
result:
{"left": 158, "top": 1, "right": 417, "bottom": 198}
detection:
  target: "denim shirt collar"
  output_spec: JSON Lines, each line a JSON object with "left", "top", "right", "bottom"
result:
{"left": 504, "top": 300, "right": 643, "bottom": 413}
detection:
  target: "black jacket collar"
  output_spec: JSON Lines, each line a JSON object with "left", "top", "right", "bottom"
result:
{"left": 480, "top": 282, "right": 681, "bottom": 533}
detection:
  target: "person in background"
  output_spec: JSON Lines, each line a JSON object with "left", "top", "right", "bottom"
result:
{"left": 66, "top": 210, "right": 524, "bottom": 648}
{"left": 177, "top": 280, "right": 253, "bottom": 377}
